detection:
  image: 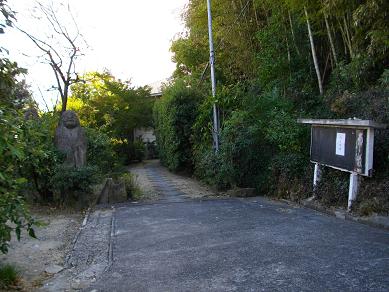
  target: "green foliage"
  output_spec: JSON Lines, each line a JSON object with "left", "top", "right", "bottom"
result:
{"left": 171, "top": 0, "right": 261, "bottom": 82}
{"left": 85, "top": 128, "right": 117, "bottom": 173}
{"left": 0, "top": 264, "right": 19, "bottom": 289}
{"left": 153, "top": 80, "right": 203, "bottom": 172}
{"left": 0, "top": 0, "right": 15, "bottom": 35}
{"left": 193, "top": 148, "right": 227, "bottom": 189}
{"left": 50, "top": 165, "right": 99, "bottom": 203}
{"left": 327, "top": 56, "right": 379, "bottom": 94}
{"left": 20, "top": 113, "right": 62, "bottom": 202}
{"left": 0, "top": 111, "right": 36, "bottom": 253}
{"left": 119, "top": 172, "right": 142, "bottom": 200}
{"left": 379, "top": 69, "right": 389, "bottom": 88}
{"left": 159, "top": 0, "right": 389, "bottom": 211}
{"left": 0, "top": 10, "right": 37, "bottom": 249}
{"left": 69, "top": 71, "right": 154, "bottom": 134}
{"left": 193, "top": 87, "right": 309, "bottom": 192}
{"left": 68, "top": 71, "right": 154, "bottom": 162}
{"left": 256, "top": 9, "right": 312, "bottom": 93}
{"left": 353, "top": 0, "right": 389, "bottom": 59}
{"left": 0, "top": 58, "right": 29, "bottom": 109}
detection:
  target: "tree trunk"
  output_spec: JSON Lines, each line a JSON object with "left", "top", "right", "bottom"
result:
{"left": 61, "top": 83, "right": 69, "bottom": 112}
{"left": 324, "top": 14, "right": 338, "bottom": 66}
{"left": 304, "top": 6, "right": 323, "bottom": 95}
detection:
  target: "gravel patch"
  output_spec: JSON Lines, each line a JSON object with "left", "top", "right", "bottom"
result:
{"left": 0, "top": 207, "right": 83, "bottom": 291}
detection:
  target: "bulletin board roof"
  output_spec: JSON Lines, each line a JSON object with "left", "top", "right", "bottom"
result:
{"left": 297, "top": 119, "right": 386, "bottom": 129}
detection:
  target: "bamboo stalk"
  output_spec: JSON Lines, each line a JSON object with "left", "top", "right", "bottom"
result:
{"left": 288, "top": 10, "right": 301, "bottom": 56}
{"left": 337, "top": 17, "right": 349, "bottom": 57}
{"left": 322, "top": 52, "right": 331, "bottom": 84}
{"left": 324, "top": 14, "right": 338, "bottom": 66}
{"left": 304, "top": 6, "right": 323, "bottom": 95}
{"left": 343, "top": 15, "right": 353, "bottom": 58}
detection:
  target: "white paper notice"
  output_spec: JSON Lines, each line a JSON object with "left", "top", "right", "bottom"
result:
{"left": 336, "top": 133, "right": 346, "bottom": 156}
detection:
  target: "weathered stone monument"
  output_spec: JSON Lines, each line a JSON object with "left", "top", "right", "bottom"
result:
{"left": 55, "top": 110, "right": 87, "bottom": 168}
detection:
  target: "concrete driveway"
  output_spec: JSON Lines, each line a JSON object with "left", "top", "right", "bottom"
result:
{"left": 87, "top": 163, "right": 389, "bottom": 292}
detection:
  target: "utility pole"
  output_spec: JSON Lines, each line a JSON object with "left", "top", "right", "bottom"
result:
{"left": 206, "top": 0, "right": 220, "bottom": 152}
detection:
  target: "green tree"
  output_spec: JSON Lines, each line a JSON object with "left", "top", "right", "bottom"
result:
{"left": 0, "top": 0, "right": 37, "bottom": 253}
{"left": 68, "top": 71, "right": 154, "bottom": 161}
{"left": 153, "top": 79, "right": 203, "bottom": 172}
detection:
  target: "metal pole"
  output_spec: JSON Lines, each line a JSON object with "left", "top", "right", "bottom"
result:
{"left": 206, "top": 0, "right": 220, "bottom": 152}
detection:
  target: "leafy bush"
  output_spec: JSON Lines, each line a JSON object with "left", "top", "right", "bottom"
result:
{"left": 20, "top": 113, "right": 62, "bottom": 202}
{"left": 153, "top": 80, "right": 203, "bottom": 172}
{"left": 327, "top": 55, "right": 381, "bottom": 96}
{"left": 86, "top": 128, "right": 117, "bottom": 173}
{"left": 268, "top": 153, "right": 312, "bottom": 200}
{"left": 0, "top": 111, "right": 36, "bottom": 253}
{"left": 219, "top": 110, "right": 271, "bottom": 190}
{"left": 193, "top": 88, "right": 309, "bottom": 195}
{"left": 193, "top": 148, "right": 228, "bottom": 190}
{"left": 50, "top": 165, "right": 99, "bottom": 205}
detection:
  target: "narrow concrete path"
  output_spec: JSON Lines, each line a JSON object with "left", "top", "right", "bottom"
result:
{"left": 84, "top": 162, "right": 389, "bottom": 292}
{"left": 143, "top": 162, "right": 189, "bottom": 203}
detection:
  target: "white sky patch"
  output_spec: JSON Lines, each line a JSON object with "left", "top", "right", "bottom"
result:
{"left": 1, "top": 0, "right": 188, "bottom": 109}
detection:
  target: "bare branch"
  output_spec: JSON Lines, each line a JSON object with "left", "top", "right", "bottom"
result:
{"left": 18, "top": 1, "right": 84, "bottom": 112}
{"left": 50, "top": 62, "right": 64, "bottom": 98}
{"left": 16, "top": 25, "right": 64, "bottom": 67}
{"left": 37, "top": 86, "right": 50, "bottom": 112}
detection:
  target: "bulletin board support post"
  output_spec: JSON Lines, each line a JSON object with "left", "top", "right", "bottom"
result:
{"left": 348, "top": 172, "right": 359, "bottom": 211}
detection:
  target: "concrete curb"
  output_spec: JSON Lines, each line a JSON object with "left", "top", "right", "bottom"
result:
{"left": 65, "top": 207, "right": 91, "bottom": 267}
{"left": 301, "top": 200, "right": 389, "bottom": 231}
{"left": 106, "top": 206, "right": 116, "bottom": 272}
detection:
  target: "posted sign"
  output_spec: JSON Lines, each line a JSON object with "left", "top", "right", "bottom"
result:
{"left": 335, "top": 132, "right": 346, "bottom": 156}
{"left": 298, "top": 119, "right": 386, "bottom": 210}
{"left": 299, "top": 119, "right": 386, "bottom": 177}
{"left": 310, "top": 126, "right": 368, "bottom": 175}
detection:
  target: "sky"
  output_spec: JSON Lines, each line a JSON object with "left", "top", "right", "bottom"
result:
{"left": 1, "top": 0, "right": 189, "bottom": 109}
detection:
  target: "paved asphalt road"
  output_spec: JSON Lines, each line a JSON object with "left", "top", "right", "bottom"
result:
{"left": 89, "top": 164, "right": 389, "bottom": 292}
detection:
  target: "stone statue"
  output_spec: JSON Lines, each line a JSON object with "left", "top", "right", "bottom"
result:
{"left": 55, "top": 110, "right": 87, "bottom": 168}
